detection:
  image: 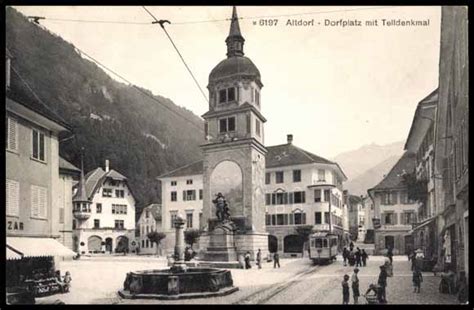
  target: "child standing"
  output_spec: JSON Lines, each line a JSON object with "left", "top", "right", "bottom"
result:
{"left": 351, "top": 268, "right": 360, "bottom": 304}
{"left": 412, "top": 268, "right": 423, "bottom": 293}
{"left": 342, "top": 274, "right": 350, "bottom": 304}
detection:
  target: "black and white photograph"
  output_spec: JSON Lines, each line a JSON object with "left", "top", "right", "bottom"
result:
{"left": 4, "top": 5, "right": 469, "bottom": 305}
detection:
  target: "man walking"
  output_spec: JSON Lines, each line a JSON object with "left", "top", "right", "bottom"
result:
{"left": 355, "top": 247, "right": 362, "bottom": 267}
{"left": 256, "top": 249, "right": 262, "bottom": 269}
{"left": 361, "top": 249, "right": 368, "bottom": 267}
{"left": 342, "top": 247, "right": 349, "bottom": 266}
{"left": 378, "top": 265, "right": 388, "bottom": 303}
{"left": 273, "top": 252, "right": 280, "bottom": 268}
{"left": 351, "top": 268, "right": 360, "bottom": 304}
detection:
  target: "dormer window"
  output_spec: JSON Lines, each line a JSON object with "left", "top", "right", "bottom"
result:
{"left": 219, "top": 87, "right": 236, "bottom": 103}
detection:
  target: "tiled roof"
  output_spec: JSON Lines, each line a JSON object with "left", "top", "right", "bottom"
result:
{"left": 370, "top": 152, "right": 416, "bottom": 191}
{"left": 6, "top": 84, "right": 71, "bottom": 131}
{"left": 158, "top": 143, "right": 346, "bottom": 179}
{"left": 59, "top": 157, "right": 80, "bottom": 174}
{"left": 73, "top": 167, "right": 130, "bottom": 200}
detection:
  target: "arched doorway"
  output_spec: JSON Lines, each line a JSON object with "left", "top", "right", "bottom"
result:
{"left": 116, "top": 236, "right": 129, "bottom": 253}
{"left": 284, "top": 235, "right": 304, "bottom": 253}
{"left": 88, "top": 235, "right": 102, "bottom": 253}
{"left": 268, "top": 235, "right": 278, "bottom": 253}
{"left": 105, "top": 237, "right": 113, "bottom": 253}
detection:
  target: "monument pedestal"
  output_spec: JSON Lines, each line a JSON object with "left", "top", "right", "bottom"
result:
{"left": 201, "top": 221, "right": 238, "bottom": 262}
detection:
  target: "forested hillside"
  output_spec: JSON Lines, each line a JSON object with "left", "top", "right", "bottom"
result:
{"left": 6, "top": 7, "right": 204, "bottom": 216}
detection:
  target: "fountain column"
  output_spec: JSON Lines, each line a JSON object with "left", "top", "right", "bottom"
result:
{"left": 171, "top": 215, "right": 187, "bottom": 273}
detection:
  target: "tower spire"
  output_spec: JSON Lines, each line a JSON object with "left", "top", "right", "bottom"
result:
{"left": 74, "top": 148, "right": 88, "bottom": 203}
{"left": 226, "top": 6, "right": 245, "bottom": 57}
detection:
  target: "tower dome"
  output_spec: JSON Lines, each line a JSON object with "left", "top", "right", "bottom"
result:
{"left": 208, "top": 6, "right": 261, "bottom": 86}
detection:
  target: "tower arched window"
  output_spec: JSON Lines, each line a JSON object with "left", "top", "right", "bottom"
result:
{"left": 219, "top": 87, "right": 237, "bottom": 104}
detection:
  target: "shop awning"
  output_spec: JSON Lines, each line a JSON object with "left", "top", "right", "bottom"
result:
{"left": 7, "top": 237, "right": 77, "bottom": 258}
{"left": 7, "top": 246, "right": 23, "bottom": 260}
{"left": 408, "top": 217, "right": 437, "bottom": 234}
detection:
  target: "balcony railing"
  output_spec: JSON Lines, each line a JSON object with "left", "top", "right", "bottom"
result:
{"left": 73, "top": 209, "right": 91, "bottom": 220}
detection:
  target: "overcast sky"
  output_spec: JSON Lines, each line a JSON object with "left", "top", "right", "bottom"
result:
{"left": 13, "top": 6, "right": 441, "bottom": 158}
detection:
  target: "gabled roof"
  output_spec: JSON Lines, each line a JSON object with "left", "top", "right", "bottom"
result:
{"left": 59, "top": 156, "right": 80, "bottom": 175}
{"left": 369, "top": 152, "right": 416, "bottom": 192}
{"left": 158, "top": 143, "right": 347, "bottom": 180}
{"left": 141, "top": 204, "right": 162, "bottom": 221}
{"left": 73, "top": 167, "right": 132, "bottom": 200}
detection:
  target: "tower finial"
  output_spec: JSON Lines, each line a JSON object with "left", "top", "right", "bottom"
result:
{"left": 226, "top": 6, "right": 245, "bottom": 57}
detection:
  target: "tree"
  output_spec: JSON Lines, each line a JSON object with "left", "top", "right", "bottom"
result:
{"left": 184, "top": 229, "right": 201, "bottom": 250}
{"left": 296, "top": 225, "right": 314, "bottom": 255}
{"left": 147, "top": 231, "right": 166, "bottom": 256}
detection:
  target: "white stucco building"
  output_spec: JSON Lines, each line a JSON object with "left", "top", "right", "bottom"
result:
{"left": 137, "top": 203, "right": 162, "bottom": 255}
{"left": 72, "top": 160, "right": 137, "bottom": 255}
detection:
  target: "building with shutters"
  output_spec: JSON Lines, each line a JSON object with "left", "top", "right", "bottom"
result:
{"left": 6, "top": 48, "right": 77, "bottom": 295}
{"left": 158, "top": 134, "right": 348, "bottom": 257}
{"left": 368, "top": 152, "right": 419, "bottom": 255}
{"left": 72, "top": 160, "right": 137, "bottom": 255}
{"left": 137, "top": 204, "right": 163, "bottom": 255}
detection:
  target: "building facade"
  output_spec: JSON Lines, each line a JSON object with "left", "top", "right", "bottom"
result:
{"left": 72, "top": 160, "right": 137, "bottom": 255}
{"left": 434, "top": 6, "right": 468, "bottom": 279}
{"left": 137, "top": 204, "right": 162, "bottom": 255}
{"left": 404, "top": 89, "right": 439, "bottom": 264}
{"left": 158, "top": 134, "right": 348, "bottom": 257}
{"left": 368, "top": 152, "right": 418, "bottom": 255}
{"left": 6, "top": 48, "right": 76, "bottom": 293}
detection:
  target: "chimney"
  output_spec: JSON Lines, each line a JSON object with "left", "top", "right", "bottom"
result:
{"left": 287, "top": 134, "right": 293, "bottom": 144}
{"left": 105, "top": 159, "right": 109, "bottom": 172}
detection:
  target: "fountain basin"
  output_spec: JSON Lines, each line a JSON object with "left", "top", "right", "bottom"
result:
{"left": 118, "top": 267, "right": 238, "bottom": 300}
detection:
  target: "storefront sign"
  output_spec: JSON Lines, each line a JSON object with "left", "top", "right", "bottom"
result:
{"left": 7, "top": 221, "right": 24, "bottom": 231}
{"left": 372, "top": 218, "right": 381, "bottom": 229}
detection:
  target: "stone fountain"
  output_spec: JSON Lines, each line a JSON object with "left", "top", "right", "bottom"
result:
{"left": 118, "top": 215, "right": 238, "bottom": 300}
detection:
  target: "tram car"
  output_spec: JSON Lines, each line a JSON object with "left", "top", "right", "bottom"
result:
{"left": 309, "top": 232, "right": 339, "bottom": 265}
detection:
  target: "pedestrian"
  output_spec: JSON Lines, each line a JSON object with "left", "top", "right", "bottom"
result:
{"left": 355, "top": 247, "right": 362, "bottom": 267}
{"left": 351, "top": 268, "right": 360, "bottom": 304}
{"left": 342, "top": 274, "right": 350, "bottom": 305}
{"left": 342, "top": 247, "right": 348, "bottom": 266}
{"left": 273, "top": 252, "right": 280, "bottom": 268}
{"left": 361, "top": 249, "right": 368, "bottom": 267}
{"left": 256, "top": 249, "right": 262, "bottom": 269}
{"left": 63, "top": 271, "right": 72, "bottom": 293}
{"left": 457, "top": 271, "right": 468, "bottom": 304}
{"left": 377, "top": 265, "right": 388, "bottom": 303}
{"left": 412, "top": 267, "right": 423, "bottom": 293}
{"left": 410, "top": 250, "right": 417, "bottom": 271}
{"left": 349, "top": 241, "right": 354, "bottom": 252}
{"left": 348, "top": 250, "right": 355, "bottom": 266}
{"left": 387, "top": 246, "right": 393, "bottom": 264}
{"left": 244, "top": 251, "right": 252, "bottom": 269}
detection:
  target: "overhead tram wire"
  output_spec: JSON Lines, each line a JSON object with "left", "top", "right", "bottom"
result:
{"left": 141, "top": 6, "right": 209, "bottom": 106}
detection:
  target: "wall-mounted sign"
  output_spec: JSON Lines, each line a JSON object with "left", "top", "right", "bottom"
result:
{"left": 7, "top": 221, "right": 24, "bottom": 231}
{"left": 372, "top": 218, "right": 381, "bottom": 229}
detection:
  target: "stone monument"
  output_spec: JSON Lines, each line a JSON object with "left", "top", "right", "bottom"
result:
{"left": 198, "top": 6, "right": 269, "bottom": 267}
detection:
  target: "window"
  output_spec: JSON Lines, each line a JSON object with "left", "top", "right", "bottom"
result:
{"left": 171, "top": 181, "right": 177, "bottom": 186}
{"left": 293, "top": 170, "right": 301, "bottom": 182}
{"left": 390, "top": 192, "right": 398, "bottom": 205}
{"left": 324, "top": 189, "right": 330, "bottom": 202}
{"left": 199, "top": 189, "right": 203, "bottom": 200}
{"left": 170, "top": 211, "right": 178, "bottom": 229}
{"left": 102, "top": 188, "right": 112, "bottom": 197}
{"left": 255, "top": 119, "right": 261, "bottom": 136}
{"left": 171, "top": 191, "right": 177, "bottom": 202}
{"left": 293, "top": 191, "right": 306, "bottom": 204}
{"left": 31, "top": 185, "right": 47, "bottom": 218}
{"left": 404, "top": 212, "right": 415, "bottom": 225}
{"left": 218, "top": 87, "right": 237, "bottom": 103}
{"left": 186, "top": 212, "right": 193, "bottom": 228}
{"left": 146, "top": 225, "right": 149, "bottom": 234}
{"left": 324, "top": 212, "right": 330, "bottom": 224}
{"left": 318, "top": 169, "right": 325, "bottom": 181}
{"left": 183, "top": 190, "right": 196, "bottom": 201}
{"left": 96, "top": 203, "right": 102, "bottom": 213}
{"left": 141, "top": 240, "right": 145, "bottom": 248}
{"left": 383, "top": 213, "right": 395, "bottom": 225}
{"left": 275, "top": 192, "right": 288, "bottom": 205}
{"left": 32, "top": 129, "right": 45, "bottom": 161}
{"left": 399, "top": 191, "right": 408, "bottom": 204}
{"left": 146, "top": 239, "right": 149, "bottom": 248}
{"left": 186, "top": 179, "right": 193, "bottom": 185}
{"left": 72, "top": 220, "right": 76, "bottom": 230}
{"left": 199, "top": 213, "right": 203, "bottom": 227}
{"left": 6, "top": 117, "right": 18, "bottom": 152}
{"left": 115, "top": 189, "right": 125, "bottom": 198}
{"left": 145, "top": 210, "right": 149, "bottom": 218}
{"left": 314, "top": 190, "right": 321, "bottom": 202}
{"left": 276, "top": 171, "right": 284, "bottom": 183}
{"left": 114, "top": 220, "right": 124, "bottom": 229}
{"left": 265, "top": 213, "right": 271, "bottom": 225}
{"left": 294, "top": 213, "right": 306, "bottom": 225}
{"left": 94, "top": 219, "right": 100, "bottom": 228}
{"left": 265, "top": 173, "right": 271, "bottom": 184}
{"left": 276, "top": 214, "right": 284, "bottom": 225}
{"left": 6, "top": 179, "right": 19, "bottom": 216}
{"left": 112, "top": 204, "right": 127, "bottom": 214}
{"left": 255, "top": 89, "right": 260, "bottom": 106}
{"left": 219, "top": 117, "right": 236, "bottom": 133}
{"left": 315, "top": 239, "right": 323, "bottom": 248}
{"left": 315, "top": 212, "right": 322, "bottom": 224}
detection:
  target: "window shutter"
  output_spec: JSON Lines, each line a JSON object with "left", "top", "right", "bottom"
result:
{"left": 8, "top": 118, "right": 18, "bottom": 151}
{"left": 393, "top": 213, "right": 398, "bottom": 225}
{"left": 246, "top": 114, "right": 251, "bottom": 134}
{"left": 272, "top": 193, "right": 276, "bottom": 205}
{"left": 302, "top": 191, "right": 306, "bottom": 203}
{"left": 283, "top": 214, "right": 288, "bottom": 225}
{"left": 302, "top": 213, "right": 306, "bottom": 224}
{"left": 40, "top": 187, "right": 47, "bottom": 218}
{"left": 31, "top": 186, "right": 39, "bottom": 217}
{"left": 289, "top": 193, "right": 294, "bottom": 204}
{"left": 183, "top": 190, "right": 186, "bottom": 201}
{"left": 6, "top": 180, "right": 19, "bottom": 216}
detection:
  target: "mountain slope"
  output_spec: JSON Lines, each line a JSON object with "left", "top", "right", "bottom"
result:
{"left": 331, "top": 141, "right": 405, "bottom": 180}
{"left": 342, "top": 155, "right": 402, "bottom": 196}
{"left": 6, "top": 7, "right": 204, "bottom": 215}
